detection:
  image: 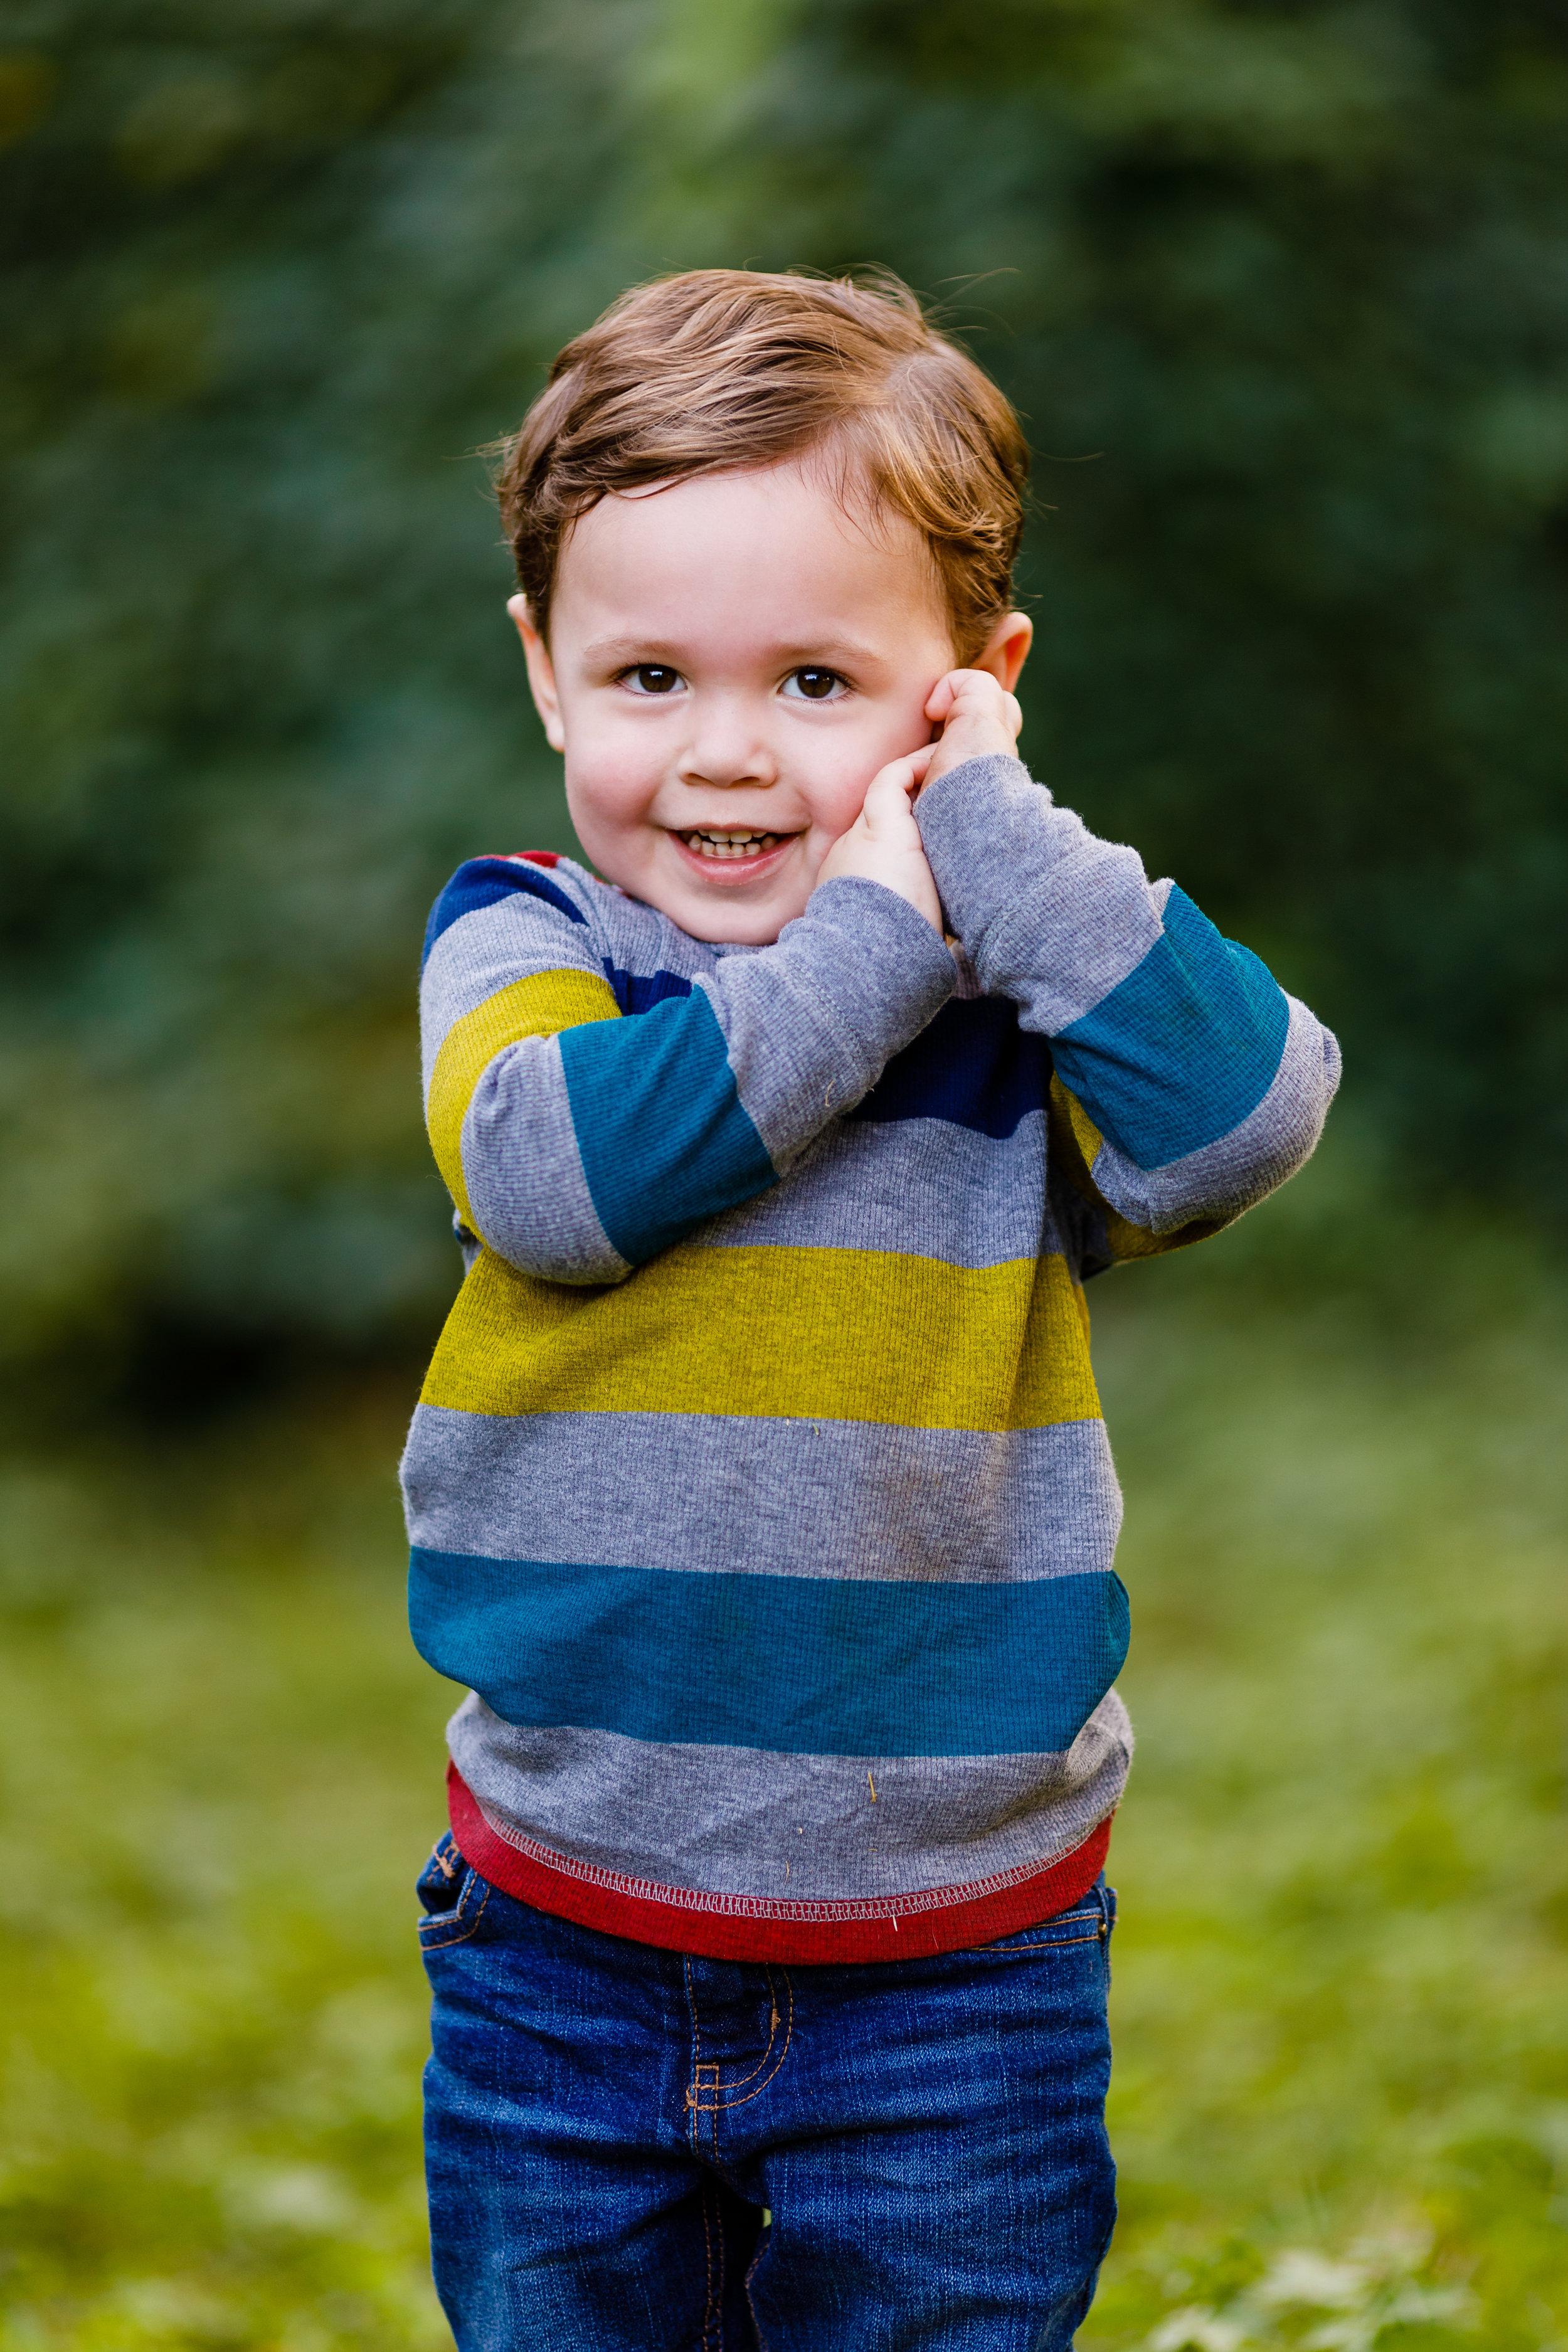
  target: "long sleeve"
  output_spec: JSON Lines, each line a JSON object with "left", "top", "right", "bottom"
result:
{"left": 915, "top": 754, "right": 1340, "bottom": 1255}
{"left": 419, "top": 855, "right": 955, "bottom": 1284}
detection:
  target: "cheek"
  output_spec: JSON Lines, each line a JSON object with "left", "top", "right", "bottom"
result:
{"left": 804, "top": 773, "right": 877, "bottom": 843}
{"left": 803, "top": 707, "right": 931, "bottom": 834}
{"left": 563, "top": 731, "right": 661, "bottom": 841}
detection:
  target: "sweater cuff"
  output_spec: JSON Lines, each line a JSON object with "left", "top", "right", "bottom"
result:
{"left": 913, "top": 752, "right": 1051, "bottom": 950}
{"left": 730, "top": 877, "right": 955, "bottom": 1162}
{"left": 790, "top": 874, "right": 958, "bottom": 1061}
{"left": 914, "top": 753, "right": 1162, "bottom": 1023}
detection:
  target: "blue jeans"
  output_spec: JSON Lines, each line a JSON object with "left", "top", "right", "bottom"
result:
{"left": 419, "top": 1836, "right": 1116, "bottom": 2351}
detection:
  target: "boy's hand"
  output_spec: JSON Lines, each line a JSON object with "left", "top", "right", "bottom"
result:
{"left": 920, "top": 668, "right": 1023, "bottom": 792}
{"left": 815, "top": 748, "right": 943, "bottom": 933}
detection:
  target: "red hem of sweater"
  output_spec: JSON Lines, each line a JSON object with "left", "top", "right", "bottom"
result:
{"left": 447, "top": 1764, "right": 1112, "bottom": 1962}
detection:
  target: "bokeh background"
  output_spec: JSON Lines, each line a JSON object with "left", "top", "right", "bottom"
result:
{"left": 3, "top": 3, "right": 1566, "bottom": 2345}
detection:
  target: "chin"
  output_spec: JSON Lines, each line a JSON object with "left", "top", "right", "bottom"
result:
{"left": 674, "top": 889, "right": 802, "bottom": 946}
{"left": 659, "top": 854, "right": 813, "bottom": 943}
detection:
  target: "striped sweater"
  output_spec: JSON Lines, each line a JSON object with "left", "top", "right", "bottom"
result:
{"left": 401, "top": 751, "right": 1340, "bottom": 1960}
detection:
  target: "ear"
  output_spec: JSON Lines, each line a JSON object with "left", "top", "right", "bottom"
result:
{"left": 971, "top": 610, "right": 1032, "bottom": 693}
{"left": 508, "top": 593, "right": 565, "bottom": 753}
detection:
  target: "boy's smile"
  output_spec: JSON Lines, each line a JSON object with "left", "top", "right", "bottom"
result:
{"left": 670, "top": 824, "right": 794, "bottom": 879}
{"left": 511, "top": 461, "right": 969, "bottom": 943}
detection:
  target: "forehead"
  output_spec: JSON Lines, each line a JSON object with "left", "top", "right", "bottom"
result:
{"left": 551, "top": 460, "right": 951, "bottom": 649}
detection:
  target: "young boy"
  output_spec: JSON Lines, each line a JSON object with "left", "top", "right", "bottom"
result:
{"left": 405, "top": 270, "right": 1338, "bottom": 2350}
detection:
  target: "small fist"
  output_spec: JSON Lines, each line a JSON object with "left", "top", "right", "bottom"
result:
{"left": 921, "top": 669, "right": 1023, "bottom": 791}
{"left": 814, "top": 746, "right": 943, "bottom": 932}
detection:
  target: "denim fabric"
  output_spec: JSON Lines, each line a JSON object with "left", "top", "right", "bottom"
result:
{"left": 418, "top": 1835, "right": 1117, "bottom": 2351}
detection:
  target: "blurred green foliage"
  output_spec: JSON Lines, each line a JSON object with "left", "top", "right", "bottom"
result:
{"left": 3, "top": 1153, "right": 1565, "bottom": 2345}
{"left": 3, "top": 0, "right": 1568, "bottom": 1387}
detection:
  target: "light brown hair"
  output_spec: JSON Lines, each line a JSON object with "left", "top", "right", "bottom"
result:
{"left": 493, "top": 268, "right": 1029, "bottom": 659}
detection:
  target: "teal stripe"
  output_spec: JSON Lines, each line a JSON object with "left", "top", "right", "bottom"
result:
{"left": 559, "top": 987, "right": 776, "bottom": 1264}
{"left": 408, "top": 1549, "right": 1129, "bottom": 1757}
{"left": 1052, "top": 885, "right": 1289, "bottom": 1168}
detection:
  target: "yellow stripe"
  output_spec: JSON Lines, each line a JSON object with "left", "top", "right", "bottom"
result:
{"left": 1047, "top": 1074, "right": 1106, "bottom": 1192}
{"left": 422, "top": 1242, "right": 1101, "bottom": 1431}
{"left": 426, "top": 968, "right": 620, "bottom": 1219}
{"left": 1102, "top": 1209, "right": 1186, "bottom": 1259}
{"left": 1046, "top": 1074, "right": 1217, "bottom": 1261}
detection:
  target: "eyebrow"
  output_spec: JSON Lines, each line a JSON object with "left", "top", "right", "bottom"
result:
{"left": 578, "top": 637, "right": 683, "bottom": 670}
{"left": 578, "top": 634, "right": 892, "bottom": 674}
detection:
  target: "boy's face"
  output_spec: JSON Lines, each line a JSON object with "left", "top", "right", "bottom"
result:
{"left": 512, "top": 462, "right": 981, "bottom": 943}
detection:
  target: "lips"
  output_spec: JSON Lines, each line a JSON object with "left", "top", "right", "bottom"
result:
{"left": 668, "top": 826, "right": 800, "bottom": 883}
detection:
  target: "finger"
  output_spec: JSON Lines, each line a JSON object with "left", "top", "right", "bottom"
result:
{"left": 866, "top": 749, "right": 926, "bottom": 803}
{"left": 854, "top": 773, "right": 896, "bottom": 830}
{"left": 822, "top": 808, "right": 872, "bottom": 864}
{"left": 905, "top": 744, "right": 939, "bottom": 804}
{"left": 924, "top": 671, "right": 963, "bottom": 724}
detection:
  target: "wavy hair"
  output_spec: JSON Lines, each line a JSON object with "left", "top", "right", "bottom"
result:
{"left": 492, "top": 268, "right": 1028, "bottom": 660}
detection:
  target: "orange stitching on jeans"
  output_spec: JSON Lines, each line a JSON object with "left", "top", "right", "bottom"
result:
{"left": 689, "top": 1964, "right": 788, "bottom": 2100}
{"left": 418, "top": 1877, "right": 491, "bottom": 1951}
{"left": 687, "top": 1970, "right": 795, "bottom": 2112}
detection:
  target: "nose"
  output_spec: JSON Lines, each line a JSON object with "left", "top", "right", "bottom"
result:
{"left": 677, "top": 692, "right": 778, "bottom": 792}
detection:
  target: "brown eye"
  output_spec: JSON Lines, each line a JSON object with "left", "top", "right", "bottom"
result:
{"left": 628, "top": 665, "right": 681, "bottom": 694}
{"left": 787, "top": 668, "right": 844, "bottom": 702}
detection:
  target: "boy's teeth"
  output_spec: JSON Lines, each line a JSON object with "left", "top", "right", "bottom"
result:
{"left": 682, "top": 830, "right": 783, "bottom": 860}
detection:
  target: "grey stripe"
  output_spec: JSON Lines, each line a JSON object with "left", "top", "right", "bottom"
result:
{"left": 421, "top": 894, "right": 622, "bottom": 1096}
{"left": 462, "top": 1033, "right": 629, "bottom": 1285}
{"left": 448, "top": 1689, "right": 1131, "bottom": 1904}
{"left": 693, "top": 1110, "right": 1066, "bottom": 1269}
{"left": 1091, "top": 992, "right": 1343, "bottom": 1231}
{"left": 401, "top": 1408, "right": 1121, "bottom": 1584}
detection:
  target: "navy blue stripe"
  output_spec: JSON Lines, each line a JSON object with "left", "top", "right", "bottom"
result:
{"left": 847, "top": 996, "right": 1051, "bottom": 1141}
{"left": 1051, "top": 887, "right": 1290, "bottom": 1169}
{"left": 559, "top": 985, "right": 776, "bottom": 1264}
{"left": 604, "top": 963, "right": 695, "bottom": 1015}
{"left": 408, "top": 1550, "right": 1129, "bottom": 1758}
{"left": 423, "top": 857, "right": 586, "bottom": 970}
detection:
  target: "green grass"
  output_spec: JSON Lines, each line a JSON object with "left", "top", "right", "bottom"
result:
{"left": 1084, "top": 1158, "right": 1568, "bottom": 2348}
{"left": 2, "top": 1147, "right": 1565, "bottom": 2348}
{"left": 0, "top": 1390, "right": 450, "bottom": 2350}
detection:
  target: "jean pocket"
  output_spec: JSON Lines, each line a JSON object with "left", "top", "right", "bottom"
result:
{"left": 978, "top": 1878, "right": 1117, "bottom": 1954}
{"left": 416, "top": 1833, "right": 490, "bottom": 1949}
